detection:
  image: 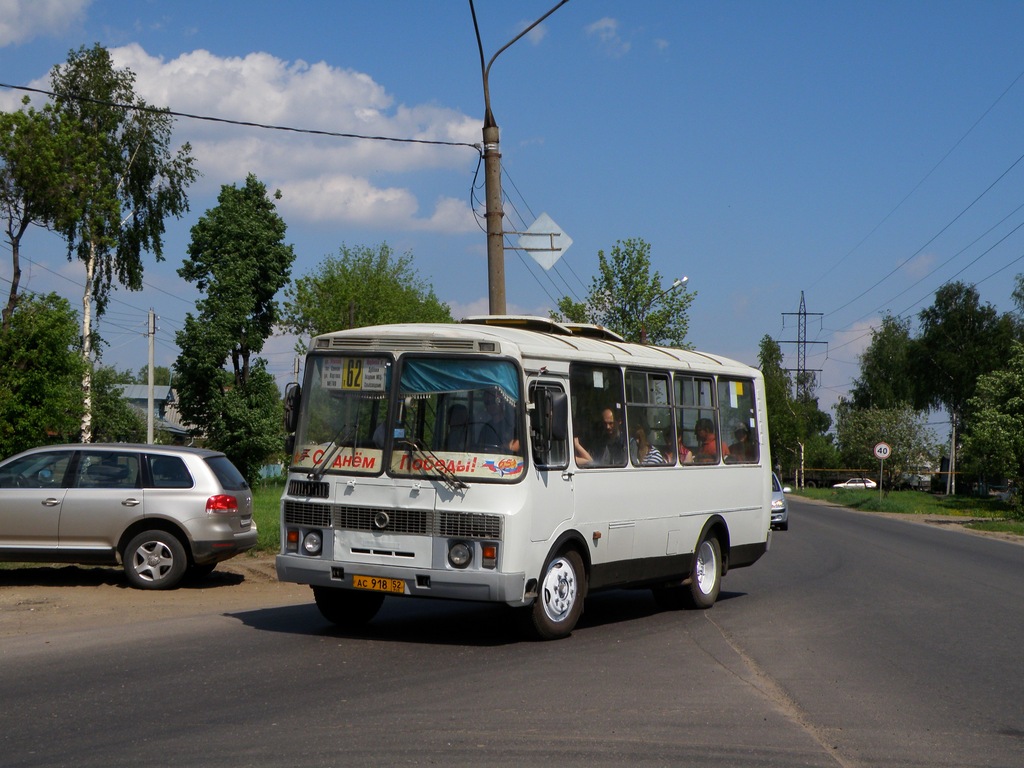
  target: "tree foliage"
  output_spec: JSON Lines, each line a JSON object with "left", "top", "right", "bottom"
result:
{"left": 0, "top": 294, "right": 86, "bottom": 455}
{"left": 280, "top": 242, "right": 452, "bottom": 350}
{"left": 0, "top": 99, "right": 80, "bottom": 332}
{"left": 833, "top": 403, "right": 936, "bottom": 488}
{"left": 908, "top": 282, "right": 1017, "bottom": 421}
{"left": 758, "top": 335, "right": 836, "bottom": 482}
{"left": 48, "top": 44, "right": 197, "bottom": 315}
{"left": 962, "top": 341, "right": 1024, "bottom": 515}
{"left": 174, "top": 174, "right": 294, "bottom": 484}
{"left": 553, "top": 238, "right": 694, "bottom": 346}
{"left": 850, "top": 314, "right": 914, "bottom": 409}
{"left": 90, "top": 366, "right": 146, "bottom": 443}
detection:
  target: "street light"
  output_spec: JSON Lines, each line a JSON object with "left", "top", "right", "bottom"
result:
{"left": 471, "top": 0, "right": 571, "bottom": 315}
{"left": 639, "top": 276, "right": 688, "bottom": 345}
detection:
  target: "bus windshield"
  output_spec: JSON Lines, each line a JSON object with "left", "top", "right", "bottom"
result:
{"left": 291, "top": 355, "right": 392, "bottom": 476}
{"left": 291, "top": 354, "right": 525, "bottom": 483}
{"left": 389, "top": 357, "right": 524, "bottom": 483}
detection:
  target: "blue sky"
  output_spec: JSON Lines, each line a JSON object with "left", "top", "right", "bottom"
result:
{"left": 3, "top": 0, "right": 1024, "bottom": 415}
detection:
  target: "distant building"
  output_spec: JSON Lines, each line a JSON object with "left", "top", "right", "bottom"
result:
{"left": 116, "top": 385, "right": 190, "bottom": 442}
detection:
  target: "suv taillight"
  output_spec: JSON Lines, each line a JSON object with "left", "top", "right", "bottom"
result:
{"left": 206, "top": 494, "right": 239, "bottom": 515}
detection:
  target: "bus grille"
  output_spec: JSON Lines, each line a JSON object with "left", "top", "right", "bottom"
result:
{"left": 438, "top": 511, "right": 503, "bottom": 539}
{"left": 288, "top": 480, "right": 329, "bottom": 498}
{"left": 333, "top": 505, "right": 433, "bottom": 535}
{"left": 283, "top": 501, "right": 502, "bottom": 540}
{"left": 283, "top": 500, "right": 332, "bottom": 527}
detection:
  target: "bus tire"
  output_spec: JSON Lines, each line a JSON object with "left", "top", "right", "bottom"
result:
{"left": 313, "top": 586, "right": 384, "bottom": 628}
{"left": 684, "top": 534, "right": 722, "bottom": 609}
{"left": 529, "top": 549, "right": 585, "bottom": 640}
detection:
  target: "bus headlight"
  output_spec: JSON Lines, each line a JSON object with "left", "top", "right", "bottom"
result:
{"left": 303, "top": 531, "right": 323, "bottom": 555}
{"left": 448, "top": 542, "right": 472, "bottom": 568}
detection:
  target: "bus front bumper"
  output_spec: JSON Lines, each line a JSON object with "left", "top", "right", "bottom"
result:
{"left": 276, "top": 553, "right": 528, "bottom": 606}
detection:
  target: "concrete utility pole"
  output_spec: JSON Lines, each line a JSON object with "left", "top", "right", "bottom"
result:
{"left": 471, "top": 0, "right": 571, "bottom": 315}
{"left": 147, "top": 309, "right": 155, "bottom": 444}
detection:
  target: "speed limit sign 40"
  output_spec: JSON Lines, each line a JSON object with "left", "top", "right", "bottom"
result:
{"left": 874, "top": 442, "right": 891, "bottom": 460}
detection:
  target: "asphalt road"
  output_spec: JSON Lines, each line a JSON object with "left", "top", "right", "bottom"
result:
{"left": 1, "top": 498, "right": 1023, "bottom": 767}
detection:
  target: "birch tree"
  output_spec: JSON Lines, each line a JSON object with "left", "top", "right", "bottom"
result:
{"left": 48, "top": 44, "right": 196, "bottom": 440}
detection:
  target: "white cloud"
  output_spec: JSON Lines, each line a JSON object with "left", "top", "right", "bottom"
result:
{"left": 0, "top": 0, "right": 90, "bottom": 47}
{"left": 105, "top": 45, "right": 482, "bottom": 232}
{"left": 585, "top": 17, "right": 631, "bottom": 57}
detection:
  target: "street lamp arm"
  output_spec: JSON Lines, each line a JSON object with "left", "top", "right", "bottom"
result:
{"left": 639, "top": 276, "right": 689, "bottom": 344}
{"left": 471, "top": 0, "right": 572, "bottom": 125}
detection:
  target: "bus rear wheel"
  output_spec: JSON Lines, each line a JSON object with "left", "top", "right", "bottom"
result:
{"left": 652, "top": 534, "right": 722, "bottom": 611}
{"left": 313, "top": 586, "right": 384, "bottom": 629}
{"left": 529, "top": 550, "right": 585, "bottom": 640}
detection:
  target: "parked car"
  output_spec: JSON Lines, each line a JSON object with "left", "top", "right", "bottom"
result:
{"left": 0, "top": 444, "right": 257, "bottom": 589}
{"left": 771, "top": 472, "right": 790, "bottom": 531}
{"left": 833, "top": 477, "right": 878, "bottom": 490}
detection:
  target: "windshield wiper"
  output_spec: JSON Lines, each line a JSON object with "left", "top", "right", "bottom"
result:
{"left": 310, "top": 423, "right": 355, "bottom": 482}
{"left": 399, "top": 437, "right": 468, "bottom": 493}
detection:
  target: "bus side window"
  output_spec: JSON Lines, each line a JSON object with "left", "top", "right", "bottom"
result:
{"left": 529, "top": 383, "right": 568, "bottom": 470}
{"left": 719, "top": 378, "right": 760, "bottom": 464}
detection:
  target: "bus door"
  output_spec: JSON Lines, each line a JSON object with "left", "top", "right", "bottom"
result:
{"left": 527, "top": 380, "right": 574, "bottom": 543}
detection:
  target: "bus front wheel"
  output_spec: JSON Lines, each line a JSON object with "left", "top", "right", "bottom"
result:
{"left": 313, "top": 586, "right": 384, "bottom": 629}
{"left": 529, "top": 550, "right": 585, "bottom": 640}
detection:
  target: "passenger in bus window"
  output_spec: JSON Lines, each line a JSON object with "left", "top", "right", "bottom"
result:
{"left": 694, "top": 418, "right": 728, "bottom": 463}
{"left": 576, "top": 407, "right": 625, "bottom": 466}
{"left": 676, "top": 436, "right": 694, "bottom": 464}
{"left": 728, "top": 424, "right": 756, "bottom": 462}
{"left": 476, "top": 389, "right": 520, "bottom": 454}
{"left": 633, "top": 426, "right": 667, "bottom": 465}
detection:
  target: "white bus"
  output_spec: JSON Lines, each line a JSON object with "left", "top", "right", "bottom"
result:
{"left": 276, "top": 316, "right": 772, "bottom": 639}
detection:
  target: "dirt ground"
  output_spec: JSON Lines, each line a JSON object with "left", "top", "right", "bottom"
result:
{"left": 2, "top": 510, "right": 1020, "bottom": 639}
{"left": 0, "top": 553, "right": 311, "bottom": 638}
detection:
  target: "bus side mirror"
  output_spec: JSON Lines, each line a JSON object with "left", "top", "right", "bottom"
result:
{"left": 550, "top": 391, "right": 568, "bottom": 441}
{"left": 283, "top": 382, "right": 300, "bottom": 433}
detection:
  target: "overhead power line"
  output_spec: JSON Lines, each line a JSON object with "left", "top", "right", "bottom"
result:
{"left": 0, "top": 81, "right": 482, "bottom": 152}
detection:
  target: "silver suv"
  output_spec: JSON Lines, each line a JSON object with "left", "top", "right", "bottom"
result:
{"left": 0, "top": 444, "right": 257, "bottom": 589}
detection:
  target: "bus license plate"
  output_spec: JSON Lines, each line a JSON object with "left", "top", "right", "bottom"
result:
{"left": 353, "top": 575, "right": 405, "bottom": 594}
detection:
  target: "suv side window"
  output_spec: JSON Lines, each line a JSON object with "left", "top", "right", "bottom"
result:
{"left": 0, "top": 451, "right": 73, "bottom": 488}
{"left": 205, "top": 455, "right": 248, "bottom": 490}
{"left": 147, "top": 455, "right": 194, "bottom": 489}
{"left": 75, "top": 451, "right": 141, "bottom": 489}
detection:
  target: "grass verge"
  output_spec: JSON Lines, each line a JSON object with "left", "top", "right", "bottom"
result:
{"left": 796, "top": 487, "right": 1024, "bottom": 536}
{"left": 252, "top": 477, "right": 285, "bottom": 553}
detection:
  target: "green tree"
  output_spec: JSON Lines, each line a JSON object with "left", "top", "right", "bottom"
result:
{"left": 0, "top": 99, "right": 80, "bottom": 332}
{"left": 962, "top": 341, "right": 1024, "bottom": 516}
{"left": 908, "top": 282, "right": 1018, "bottom": 492}
{"left": 0, "top": 294, "right": 86, "bottom": 455}
{"left": 48, "top": 44, "right": 197, "bottom": 441}
{"left": 850, "top": 314, "right": 914, "bottom": 409}
{"left": 281, "top": 242, "right": 453, "bottom": 350}
{"left": 90, "top": 365, "right": 146, "bottom": 443}
{"left": 130, "top": 364, "right": 171, "bottom": 386}
{"left": 758, "top": 335, "right": 796, "bottom": 470}
{"left": 174, "top": 174, "right": 295, "bottom": 484}
{"left": 758, "top": 334, "right": 835, "bottom": 486}
{"left": 553, "top": 238, "right": 694, "bottom": 346}
{"left": 834, "top": 403, "right": 936, "bottom": 489}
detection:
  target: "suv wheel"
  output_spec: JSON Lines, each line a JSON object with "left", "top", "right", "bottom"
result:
{"left": 123, "top": 530, "right": 188, "bottom": 590}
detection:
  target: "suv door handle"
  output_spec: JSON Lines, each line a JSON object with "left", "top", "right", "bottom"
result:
{"left": 41, "top": 498, "right": 61, "bottom": 507}
{"left": 121, "top": 498, "right": 141, "bottom": 507}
